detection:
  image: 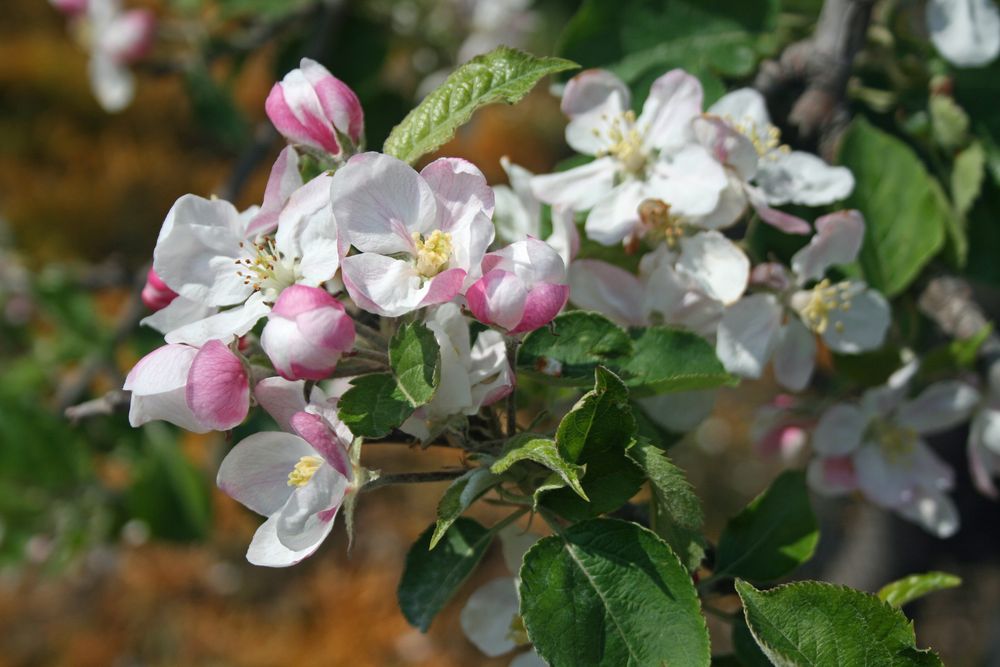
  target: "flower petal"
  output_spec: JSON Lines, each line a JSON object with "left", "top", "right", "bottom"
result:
{"left": 791, "top": 210, "right": 865, "bottom": 283}
{"left": 676, "top": 231, "right": 750, "bottom": 305}
{"left": 421, "top": 157, "right": 496, "bottom": 231}
{"left": 707, "top": 88, "right": 772, "bottom": 132}
{"left": 636, "top": 390, "right": 717, "bottom": 432}
{"left": 247, "top": 146, "right": 303, "bottom": 237}
{"left": 648, "top": 144, "right": 728, "bottom": 217}
{"left": 529, "top": 157, "right": 618, "bottom": 211}
{"left": 584, "top": 179, "right": 648, "bottom": 246}
{"left": 715, "top": 293, "right": 782, "bottom": 378}
{"left": 927, "top": 0, "right": 1000, "bottom": 67}
{"left": 568, "top": 259, "right": 645, "bottom": 326}
{"left": 755, "top": 151, "right": 855, "bottom": 207}
{"left": 820, "top": 283, "right": 890, "bottom": 354}
{"left": 217, "top": 431, "right": 314, "bottom": 516}
{"left": 246, "top": 511, "right": 332, "bottom": 568}
{"left": 185, "top": 339, "right": 250, "bottom": 431}
{"left": 896, "top": 381, "right": 981, "bottom": 435}
{"left": 807, "top": 456, "right": 858, "bottom": 496}
{"left": 460, "top": 577, "right": 520, "bottom": 657}
{"left": 255, "top": 376, "right": 311, "bottom": 431}
{"left": 561, "top": 69, "right": 631, "bottom": 155}
{"left": 276, "top": 465, "right": 348, "bottom": 551}
{"left": 812, "top": 403, "right": 867, "bottom": 456}
{"left": 164, "top": 293, "right": 271, "bottom": 347}
{"left": 772, "top": 318, "right": 817, "bottom": 391}
{"left": 638, "top": 69, "right": 703, "bottom": 153}
{"left": 290, "top": 410, "right": 352, "bottom": 478}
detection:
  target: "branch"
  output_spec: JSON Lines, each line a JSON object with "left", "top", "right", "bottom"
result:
{"left": 361, "top": 469, "right": 467, "bottom": 493}
{"left": 755, "top": 0, "right": 875, "bottom": 159}
{"left": 919, "top": 276, "right": 1000, "bottom": 365}
{"left": 64, "top": 389, "right": 131, "bottom": 423}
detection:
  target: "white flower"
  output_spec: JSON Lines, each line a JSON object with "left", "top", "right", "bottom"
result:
{"left": 530, "top": 69, "right": 729, "bottom": 246}
{"left": 694, "top": 89, "right": 855, "bottom": 233}
{"left": 74, "top": 0, "right": 156, "bottom": 112}
{"left": 926, "top": 0, "right": 1000, "bottom": 67}
{"left": 968, "top": 360, "right": 1000, "bottom": 497}
{"left": 152, "top": 147, "right": 341, "bottom": 345}
{"left": 334, "top": 153, "right": 495, "bottom": 317}
{"left": 493, "top": 156, "right": 579, "bottom": 267}
{"left": 716, "top": 210, "right": 890, "bottom": 391}
{"left": 808, "top": 362, "right": 980, "bottom": 537}
{"left": 400, "top": 303, "right": 513, "bottom": 440}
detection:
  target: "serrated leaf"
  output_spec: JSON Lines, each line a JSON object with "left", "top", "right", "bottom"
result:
{"left": 389, "top": 321, "right": 441, "bottom": 406}
{"left": 520, "top": 518, "right": 711, "bottom": 667}
{"left": 838, "top": 117, "right": 948, "bottom": 297}
{"left": 398, "top": 518, "right": 493, "bottom": 632}
{"left": 337, "top": 373, "right": 415, "bottom": 438}
{"left": 518, "top": 311, "right": 634, "bottom": 385}
{"left": 627, "top": 441, "right": 705, "bottom": 571}
{"left": 543, "top": 367, "right": 643, "bottom": 520}
{"left": 430, "top": 468, "right": 500, "bottom": 549}
{"left": 736, "top": 580, "right": 944, "bottom": 666}
{"left": 877, "top": 571, "right": 961, "bottom": 608}
{"left": 618, "top": 326, "right": 736, "bottom": 395}
{"left": 492, "top": 434, "right": 589, "bottom": 501}
{"left": 383, "top": 46, "right": 577, "bottom": 164}
{"left": 714, "top": 471, "right": 818, "bottom": 582}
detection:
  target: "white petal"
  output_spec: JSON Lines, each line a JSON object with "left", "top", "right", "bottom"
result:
{"left": 715, "top": 293, "right": 781, "bottom": 378}
{"left": 341, "top": 253, "right": 434, "bottom": 317}
{"left": 254, "top": 377, "right": 309, "bottom": 431}
{"left": 275, "top": 465, "right": 347, "bottom": 551}
{"left": 790, "top": 210, "right": 865, "bottom": 283}
{"left": 637, "top": 69, "right": 703, "bottom": 153}
{"left": 688, "top": 170, "right": 749, "bottom": 231}
{"left": 812, "top": 403, "right": 867, "bottom": 456}
{"left": 854, "top": 443, "right": 914, "bottom": 508}
{"left": 773, "top": 318, "right": 817, "bottom": 391}
{"left": 896, "top": 487, "right": 960, "bottom": 538}
{"left": 755, "top": 151, "right": 855, "bottom": 206}
{"left": 88, "top": 53, "right": 134, "bottom": 113}
{"left": 807, "top": 456, "right": 858, "bottom": 497}
{"left": 568, "top": 260, "right": 645, "bottom": 326}
{"left": 246, "top": 511, "right": 332, "bottom": 568}
{"left": 636, "top": 390, "right": 717, "bottom": 432}
{"left": 927, "top": 0, "right": 1000, "bottom": 67}
{"left": 561, "top": 70, "right": 631, "bottom": 155}
{"left": 216, "top": 432, "right": 313, "bottom": 516}
{"left": 128, "top": 387, "right": 206, "bottom": 433}
{"left": 529, "top": 157, "right": 617, "bottom": 211}
{"left": 140, "top": 297, "right": 216, "bottom": 336}
{"left": 676, "top": 231, "right": 750, "bottom": 305}
{"left": 648, "top": 144, "right": 728, "bottom": 217}
{"left": 499, "top": 525, "right": 540, "bottom": 574}
{"left": 511, "top": 651, "right": 547, "bottom": 667}
{"left": 164, "top": 293, "right": 271, "bottom": 347}
{"left": 460, "top": 577, "right": 520, "bottom": 657}
{"left": 820, "top": 284, "right": 890, "bottom": 354}
{"left": 896, "top": 381, "right": 981, "bottom": 434}
{"left": 584, "top": 180, "right": 647, "bottom": 246}
{"left": 708, "top": 88, "right": 772, "bottom": 133}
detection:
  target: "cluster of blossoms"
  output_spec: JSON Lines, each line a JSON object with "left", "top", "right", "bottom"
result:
{"left": 50, "top": 0, "right": 156, "bottom": 112}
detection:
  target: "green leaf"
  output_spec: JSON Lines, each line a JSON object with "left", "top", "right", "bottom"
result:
{"left": 714, "top": 471, "right": 818, "bottom": 582}
{"left": 337, "top": 373, "right": 415, "bottom": 438}
{"left": 618, "top": 326, "right": 736, "bottom": 395}
{"left": 389, "top": 321, "right": 441, "bottom": 406}
{"left": 877, "top": 571, "right": 961, "bottom": 608}
{"left": 627, "top": 441, "right": 705, "bottom": 571}
{"left": 520, "top": 519, "right": 711, "bottom": 667}
{"left": 930, "top": 95, "right": 969, "bottom": 150}
{"left": 736, "top": 580, "right": 944, "bottom": 666}
{"left": 491, "top": 435, "right": 589, "bottom": 501}
{"left": 916, "top": 324, "right": 992, "bottom": 382}
{"left": 383, "top": 47, "right": 577, "bottom": 164}
{"left": 732, "top": 614, "right": 772, "bottom": 667}
{"left": 953, "top": 141, "right": 986, "bottom": 219}
{"left": 543, "top": 368, "right": 643, "bottom": 520}
{"left": 518, "top": 311, "right": 633, "bottom": 386}
{"left": 398, "top": 518, "right": 493, "bottom": 632}
{"left": 430, "top": 468, "right": 500, "bottom": 549}
{"left": 838, "top": 117, "right": 948, "bottom": 297}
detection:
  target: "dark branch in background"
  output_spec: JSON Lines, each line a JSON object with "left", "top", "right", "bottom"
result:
{"left": 755, "top": 0, "right": 875, "bottom": 159}
{"left": 919, "top": 276, "right": 1000, "bottom": 366}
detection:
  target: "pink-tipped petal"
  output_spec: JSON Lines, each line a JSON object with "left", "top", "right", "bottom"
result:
{"left": 290, "top": 410, "right": 352, "bottom": 479}
{"left": 186, "top": 340, "right": 250, "bottom": 430}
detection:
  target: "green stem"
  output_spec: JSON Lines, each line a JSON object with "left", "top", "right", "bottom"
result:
{"left": 505, "top": 337, "right": 520, "bottom": 437}
{"left": 361, "top": 469, "right": 465, "bottom": 493}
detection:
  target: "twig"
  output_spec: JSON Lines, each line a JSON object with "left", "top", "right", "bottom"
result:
{"left": 505, "top": 337, "right": 520, "bottom": 437}
{"left": 64, "top": 389, "right": 132, "bottom": 423}
{"left": 361, "top": 469, "right": 466, "bottom": 493}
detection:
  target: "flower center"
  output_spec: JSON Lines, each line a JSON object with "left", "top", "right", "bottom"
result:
{"left": 595, "top": 110, "right": 648, "bottom": 175}
{"left": 798, "top": 279, "right": 852, "bottom": 334}
{"left": 638, "top": 198, "right": 685, "bottom": 247}
{"left": 732, "top": 119, "right": 790, "bottom": 159}
{"left": 870, "top": 421, "right": 918, "bottom": 463}
{"left": 412, "top": 230, "right": 453, "bottom": 278}
{"left": 287, "top": 455, "right": 323, "bottom": 487}
{"left": 235, "top": 237, "right": 300, "bottom": 300}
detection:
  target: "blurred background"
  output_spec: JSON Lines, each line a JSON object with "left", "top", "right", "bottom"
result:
{"left": 1, "top": 0, "right": 999, "bottom": 664}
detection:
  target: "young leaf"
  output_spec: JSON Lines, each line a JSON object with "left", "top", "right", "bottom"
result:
{"left": 491, "top": 435, "right": 589, "bottom": 501}
{"left": 543, "top": 367, "right": 643, "bottom": 520}
{"left": 337, "top": 373, "right": 415, "bottom": 438}
{"left": 877, "top": 571, "right": 962, "bottom": 608}
{"left": 389, "top": 321, "right": 441, "bottom": 406}
{"left": 520, "top": 519, "right": 711, "bottom": 667}
{"left": 736, "top": 580, "right": 944, "bottom": 666}
{"left": 838, "top": 117, "right": 948, "bottom": 297}
{"left": 430, "top": 468, "right": 500, "bottom": 549}
{"left": 518, "top": 311, "right": 634, "bottom": 386}
{"left": 618, "top": 326, "right": 736, "bottom": 395}
{"left": 398, "top": 518, "right": 493, "bottom": 632}
{"left": 953, "top": 141, "right": 986, "bottom": 219}
{"left": 383, "top": 46, "right": 577, "bottom": 164}
{"left": 714, "top": 471, "right": 818, "bottom": 582}
{"left": 627, "top": 441, "right": 705, "bottom": 571}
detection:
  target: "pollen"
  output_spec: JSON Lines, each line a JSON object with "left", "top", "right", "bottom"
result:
{"left": 595, "top": 110, "right": 648, "bottom": 175}
{"left": 798, "top": 279, "right": 853, "bottom": 335}
{"left": 287, "top": 455, "right": 323, "bottom": 488}
{"left": 638, "top": 198, "right": 685, "bottom": 247}
{"left": 235, "top": 236, "right": 299, "bottom": 299}
{"left": 412, "top": 230, "right": 453, "bottom": 278}
{"left": 732, "top": 119, "right": 790, "bottom": 159}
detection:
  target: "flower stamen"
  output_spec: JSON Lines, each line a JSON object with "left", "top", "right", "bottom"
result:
{"left": 287, "top": 455, "right": 323, "bottom": 487}
{"left": 235, "top": 237, "right": 300, "bottom": 299}
{"left": 412, "top": 230, "right": 453, "bottom": 278}
{"left": 638, "top": 198, "right": 686, "bottom": 247}
{"left": 594, "top": 110, "right": 648, "bottom": 175}
{"left": 798, "top": 279, "right": 853, "bottom": 334}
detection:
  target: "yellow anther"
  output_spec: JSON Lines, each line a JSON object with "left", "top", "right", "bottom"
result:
{"left": 412, "top": 230, "right": 453, "bottom": 278}
{"left": 234, "top": 235, "right": 299, "bottom": 298}
{"left": 594, "top": 110, "right": 648, "bottom": 175}
{"left": 287, "top": 455, "right": 323, "bottom": 488}
{"left": 731, "top": 119, "right": 790, "bottom": 159}
{"left": 798, "top": 279, "right": 853, "bottom": 335}
{"left": 638, "top": 198, "right": 685, "bottom": 247}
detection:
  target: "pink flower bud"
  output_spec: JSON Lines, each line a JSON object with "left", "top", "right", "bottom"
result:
{"left": 466, "top": 238, "right": 569, "bottom": 334}
{"left": 141, "top": 267, "right": 178, "bottom": 311}
{"left": 106, "top": 9, "right": 157, "bottom": 64}
{"left": 261, "top": 285, "right": 356, "bottom": 381}
{"left": 265, "top": 58, "right": 364, "bottom": 157}
{"left": 50, "top": 0, "right": 88, "bottom": 16}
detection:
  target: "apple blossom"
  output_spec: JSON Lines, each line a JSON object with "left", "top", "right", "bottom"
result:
{"left": 529, "top": 68, "right": 729, "bottom": 245}
{"left": 50, "top": 0, "right": 88, "bottom": 16}
{"left": 260, "top": 285, "right": 356, "bottom": 381}
{"left": 266, "top": 58, "right": 364, "bottom": 158}
{"left": 493, "top": 156, "right": 579, "bottom": 266}
{"left": 808, "top": 361, "right": 980, "bottom": 537}
{"left": 716, "top": 210, "right": 890, "bottom": 391}
{"left": 926, "top": 0, "right": 1000, "bottom": 67}
{"left": 217, "top": 408, "right": 355, "bottom": 567}
{"left": 141, "top": 267, "right": 178, "bottom": 311}
{"left": 123, "top": 339, "right": 250, "bottom": 433}
{"left": 967, "top": 360, "right": 1000, "bottom": 497}
{"left": 400, "top": 303, "right": 513, "bottom": 441}
{"left": 466, "top": 238, "right": 569, "bottom": 334}
{"left": 335, "top": 153, "right": 495, "bottom": 317}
